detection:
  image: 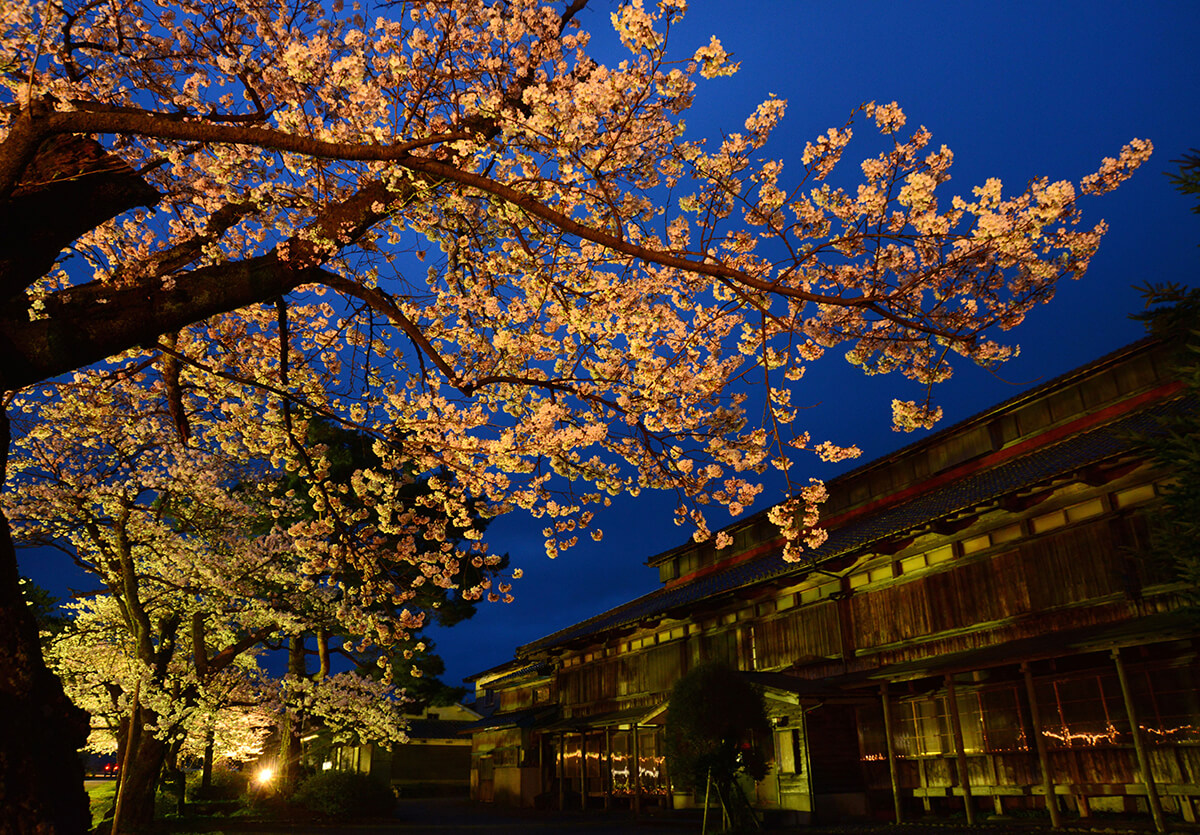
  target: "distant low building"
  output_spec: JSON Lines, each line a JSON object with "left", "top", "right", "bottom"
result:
{"left": 307, "top": 702, "right": 479, "bottom": 795}
{"left": 466, "top": 338, "right": 1200, "bottom": 826}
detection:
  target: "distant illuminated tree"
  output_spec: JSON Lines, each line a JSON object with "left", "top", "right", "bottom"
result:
{"left": 0, "top": 1, "right": 1152, "bottom": 830}
{"left": 5, "top": 372, "right": 414, "bottom": 828}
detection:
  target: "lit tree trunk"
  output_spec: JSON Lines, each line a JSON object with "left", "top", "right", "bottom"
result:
{"left": 0, "top": 411, "right": 91, "bottom": 835}
{"left": 167, "top": 709, "right": 187, "bottom": 815}
{"left": 109, "top": 704, "right": 171, "bottom": 833}
{"left": 201, "top": 729, "right": 215, "bottom": 791}
{"left": 279, "top": 634, "right": 307, "bottom": 793}
{"left": 108, "top": 538, "right": 181, "bottom": 832}
{"left": 317, "top": 628, "right": 330, "bottom": 680}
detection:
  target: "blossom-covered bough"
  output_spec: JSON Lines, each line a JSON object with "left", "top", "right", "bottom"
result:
{"left": 0, "top": 0, "right": 1149, "bottom": 831}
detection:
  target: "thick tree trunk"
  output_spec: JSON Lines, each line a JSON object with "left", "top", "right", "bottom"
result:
{"left": 0, "top": 133, "right": 160, "bottom": 304}
{"left": 279, "top": 635, "right": 307, "bottom": 793}
{"left": 107, "top": 706, "right": 170, "bottom": 833}
{"left": 201, "top": 729, "right": 215, "bottom": 790}
{"left": 0, "top": 128, "right": 153, "bottom": 834}
{"left": 0, "top": 413, "right": 90, "bottom": 835}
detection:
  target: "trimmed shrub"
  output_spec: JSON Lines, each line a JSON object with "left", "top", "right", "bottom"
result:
{"left": 188, "top": 767, "right": 248, "bottom": 802}
{"left": 665, "top": 662, "right": 770, "bottom": 792}
{"left": 292, "top": 770, "right": 395, "bottom": 818}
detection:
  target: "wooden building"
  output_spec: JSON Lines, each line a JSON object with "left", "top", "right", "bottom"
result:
{"left": 305, "top": 702, "right": 479, "bottom": 795}
{"left": 466, "top": 338, "right": 1200, "bottom": 826}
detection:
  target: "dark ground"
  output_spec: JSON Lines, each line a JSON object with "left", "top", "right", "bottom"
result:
{"left": 155, "top": 795, "right": 1200, "bottom": 835}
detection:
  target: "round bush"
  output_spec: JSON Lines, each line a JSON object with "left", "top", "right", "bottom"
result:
{"left": 665, "top": 662, "right": 770, "bottom": 792}
{"left": 188, "top": 767, "right": 248, "bottom": 801}
{"left": 292, "top": 770, "right": 395, "bottom": 818}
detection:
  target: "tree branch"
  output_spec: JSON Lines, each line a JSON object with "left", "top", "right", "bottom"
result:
{"left": 0, "top": 175, "right": 409, "bottom": 391}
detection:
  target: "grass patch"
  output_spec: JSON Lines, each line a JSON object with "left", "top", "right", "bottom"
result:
{"left": 87, "top": 781, "right": 117, "bottom": 828}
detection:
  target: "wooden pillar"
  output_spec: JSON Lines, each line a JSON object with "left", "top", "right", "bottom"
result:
{"left": 604, "top": 728, "right": 613, "bottom": 809}
{"left": 1021, "top": 662, "right": 1063, "bottom": 828}
{"left": 917, "top": 758, "right": 932, "bottom": 812}
{"left": 1111, "top": 648, "right": 1165, "bottom": 833}
{"left": 660, "top": 727, "right": 671, "bottom": 805}
{"left": 880, "top": 682, "right": 903, "bottom": 823}
{"left": 557, "top": 732, "right": 565, "bottom": 812}
{"left": 580, "top": 731, "right": 588, "bottom": 810}
{"left": 632, "top": 724, "right": 642, "bottom": 816}
{"left": 944, "top": 675, "right": 976, "bottom": 826}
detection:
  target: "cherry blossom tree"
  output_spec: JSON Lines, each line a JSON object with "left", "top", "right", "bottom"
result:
{"left": 6, "top": 367, "right": 427, "bottom": 826}
{"left": 47, "top": 595, "right": 277, "bottom": 809}
{"left": 0, "top": 0, "right": 1151, "bottom": 830}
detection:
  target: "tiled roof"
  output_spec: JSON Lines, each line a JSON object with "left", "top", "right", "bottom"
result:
{"left": 516, "top": 394, "right": 1192, "bottom": 656}
{"left": 486, "top": 660, "right": 553, "bottom": 687}
{"left": 405, "top": 718, "right": 478, "bottom": 740}
{"left": 455, "top": 705, "right": 559, "bottom": 734}
{"left": 824, "top": 337, "right": 1160, "bottom": 487}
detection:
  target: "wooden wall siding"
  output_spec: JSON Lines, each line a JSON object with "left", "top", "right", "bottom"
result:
{"left": 990, "top": 752, "right": 1041, "bottom": 788}
{"left": 700, "top": 627, "right": 738, "bottom": 667}
{"left": 755, "top": 601, "right": 841, "bottom": 669}
{"left": 807, "top": 703, "right": 868, "bottom": 794}
{"left": 848, "top": 517, "right": 1136, "bottom": 654}
{"left": 1155, "top": 747, "right": 1200, "bottom": 786}
{"left": 499, "top": 686, "right": 535, "bottom": 711}
{"left": 559, "top": 641, "right": 686, "bottom": 706}
{"left": 1056, "top": 749, "right": 1135, "bottom": 784}
{"left": 1023, "top": 520, "right": 1126, "bottom": 610}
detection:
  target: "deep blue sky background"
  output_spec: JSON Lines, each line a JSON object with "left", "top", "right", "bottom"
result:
{"left": 18, "top": 2, "right": 1200, "bottom": 697}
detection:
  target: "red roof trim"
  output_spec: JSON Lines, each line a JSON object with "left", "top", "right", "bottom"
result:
{"left": 665, "top": 382, "right": 1181, "bottom": 590}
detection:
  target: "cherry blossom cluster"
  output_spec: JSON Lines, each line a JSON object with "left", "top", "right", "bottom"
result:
{"left": 0, "top": 0, "right": 1151, "bottom": 585}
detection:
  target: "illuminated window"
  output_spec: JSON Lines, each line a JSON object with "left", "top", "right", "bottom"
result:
{"left": 991, "top": 523, "right": 1022, "bottom": 544}
{"left": 1114, "top": 483, "right": 1156, "bottom": 508}
{"left": 1065, "top": 497, "right": 1104, "bottom": 522}
{"left": 1031, "top": 509, "right": 1066, "bottom": 533}
{"left": 1037, "top": 674, "right": 1130, "bottom": 749}
{"left": 927, "top": 544, "right": 954, "bottom": 564}
{"left": 868, "top": 564, "right": 894, "bottom": 583}
{"left": 798, "top": 579, "right": 839, "bottom": 604}
{"left": 962, "top": 534, "right": 991, "bottom": 554}
{"left": 896, "top": 697, "right": 949, "bottom": 756}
